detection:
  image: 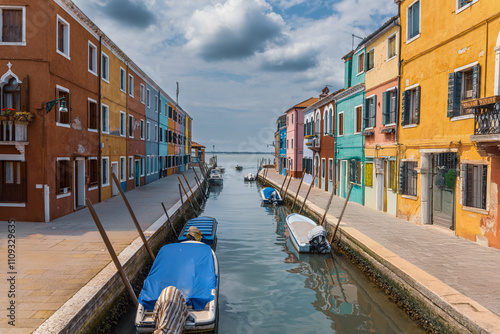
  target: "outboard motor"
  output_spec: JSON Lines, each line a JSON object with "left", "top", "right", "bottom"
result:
{"left": 308, "top": 226, "right": 331, "bottom": 254}
{"left": 270, "top": 191, "right": 278, "bottom": 205}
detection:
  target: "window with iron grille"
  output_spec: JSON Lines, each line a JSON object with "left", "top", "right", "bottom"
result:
{"left": 349, "top": 159, "right": 361, "bottom": 184}
{"left": 461, "top": 164, "right": 487, "bottom": 210}
{"left": 400, "top": 161, "right": 417, "bottom": 196}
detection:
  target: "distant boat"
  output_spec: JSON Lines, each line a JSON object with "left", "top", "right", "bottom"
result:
{"left": 260, "top": 187, "right": 283, "bottom": 204}
{"left": 235, "top": 165, "right": 243, "bottom": 171}
{"left": 244, "top": 173, "right": 256, "bottom": 181}
{"left": 218, "top": 166, "right": 225, "bottom": 173}
{"left": 178, "top": 217, "right": 218, "bottom": 250}
{"left": 135, "top": 241, "right": 219, "bottom": 333}
{"left": 208, "top": 168, "right": 223, "bottom": 186}
{"left": 285, "top": 213, "right": 331, "bottom": 254}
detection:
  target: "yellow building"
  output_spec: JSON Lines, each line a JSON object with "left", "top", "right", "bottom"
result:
{"left": 396, "top": 0, "right": 500, "bottom": 249}
{"left": 100, "top": 42, "right": 129, "bottom": 200}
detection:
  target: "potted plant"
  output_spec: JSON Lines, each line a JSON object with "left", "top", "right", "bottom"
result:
{"left": 1, "top": 108, "right": 17, "bottom": 120}
{"left": 14, "top": 111, "right": 35, "bottom": 123}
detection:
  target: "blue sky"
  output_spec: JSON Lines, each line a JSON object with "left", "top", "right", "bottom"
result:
{"left": 72, "top": 0, "right": 397, "bottom": 152}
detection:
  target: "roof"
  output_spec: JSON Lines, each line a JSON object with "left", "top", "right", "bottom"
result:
{"left": 303, "top": 88, "right": 345, "bottom": 115}
{"left": 357, "top": 15, "right": 399, "bottom": 49}
{"left": 285, "top": 97, "right": 319, "bottom": 113}
{"left": 191, "top": 141, "right": 205, "bottom": 148}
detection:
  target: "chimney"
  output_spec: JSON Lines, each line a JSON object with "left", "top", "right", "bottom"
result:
{"left": 319, "top": 86, "right": 329, "bottom": 100}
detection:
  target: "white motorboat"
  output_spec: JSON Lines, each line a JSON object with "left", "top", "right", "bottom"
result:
{"left": 244, "top": 173, "right": 256, "bottom": 181}
{"left": 285, "top": 213, "right": 331, "bottom": 253}
{"left": 260, "top": 187, "right": 283, "bottom": 204}
{"left": 208, "top": 168, "right": 223, "bottom": 186}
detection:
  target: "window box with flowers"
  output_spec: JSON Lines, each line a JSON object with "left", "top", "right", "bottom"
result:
{"left": 1, "top": 108, "right": 35, "bottom": 123}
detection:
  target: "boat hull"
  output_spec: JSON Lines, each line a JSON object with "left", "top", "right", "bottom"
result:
{"left": 208, "top": 178, "right": 223, "bottom": 186}
{"left": 260, "top": 187, "right": 283, "bottom": 204}
{"left": 285, "top": 213, "right": 317, "bottom": 253}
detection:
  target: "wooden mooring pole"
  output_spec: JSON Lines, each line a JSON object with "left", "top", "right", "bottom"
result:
{"left": 291, "top": 170, "right": 306, "bottom": 210}
{"left": 178, "top": 177, "right": 198, "bottom": 215}
{"left": 330, "top": 183, "right": 354, "bottom": 244}
{"left": 279, "top": 172, "right": 288, "bottom": 197}
{"left": 182, "top": 173, "right": 201, "bottom": 210}
{"left": 161, "top": 202, "right": 178, "bottom": 239}
{"left": 178, "top": 184, "right": 187, "bottom": 221}
{"left": 191, "top": 167, "right": 208, "bottom": 197}
{"left": 320, "top": 185, "right": 336, "bottom": 227}
{"left": 86, "top": 199, "right": 138, "bottom": 306}
{"left": 299, "top": 176, "right": 317, "bottom": 215}
{"left": 111, "top": 173, "right": 155, "bottom": 261}
{"left": 283, "top": 172, "right": 293, "bottom": 203}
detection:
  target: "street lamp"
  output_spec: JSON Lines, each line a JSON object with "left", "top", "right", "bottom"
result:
{"left": 44, "top": 97, "right": 67, "bottom": 114}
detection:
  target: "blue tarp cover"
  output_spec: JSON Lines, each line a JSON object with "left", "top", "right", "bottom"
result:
{"left": 138, "top": 242, "right": 217, "bottom": 311}
{"left": 263, "top": 187, "right": 278, "bottom": 199}
{"left": 178, "top": 217, "right": 216, "bottom": 245}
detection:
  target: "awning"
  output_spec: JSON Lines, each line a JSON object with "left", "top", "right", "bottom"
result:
{"left": 461, "top": 95, "right": 500, "bottom": 109}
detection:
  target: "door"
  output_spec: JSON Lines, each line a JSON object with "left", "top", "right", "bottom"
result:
{"left": 321, "top": 158, "right": 326, "bottom": 191}
{"left": 135, "top": 160, "right": 140, "bottom": 187}
{"left": 340, "top": 160, "right": 348, "bottom": 198}
{"left": 383, "top": 160, "right": 388, "bottom": 212}
{"left": 328, "top": 159, "right": 334, "bottom": 193}
{"left": 314, "top": 155, "right": 319, "bottom": 187}
{"left": 111, "top": 162, "right": 119, "bottom": 196}
{"left": 432, "top": 153, "right": 457, "bottom": 229}
{"left": 75, "top": 159, "right": 85, "bottom": 208}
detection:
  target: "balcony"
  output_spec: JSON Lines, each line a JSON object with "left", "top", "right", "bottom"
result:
{"left": 305, "top": 134, "right": 320, "bottom": 151}
{"left": 0, "top": 119, "right": 28, "bottom": 143}
{"left": 464, "top": 96, "right": 500, "bottom": 156}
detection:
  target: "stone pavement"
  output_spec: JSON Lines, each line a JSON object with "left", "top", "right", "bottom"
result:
{"left": 262, "top": 169, "right": 500, "bottom": 330}
{"left": 0, "top": 169, "right": 201, "bottom": 334}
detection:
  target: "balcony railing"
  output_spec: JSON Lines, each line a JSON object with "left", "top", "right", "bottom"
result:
{"left": 0, "top": 120, "right": 28, "bottom": 143}
{"left": 305, "top": 134, "right": 320, "bottom": 151}
{"left": 475, "top": 105, "right": 500, "bottom": 135}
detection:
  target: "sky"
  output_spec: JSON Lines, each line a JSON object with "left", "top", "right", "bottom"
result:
{"left": 72, "top": 0, "right": 397, "bottom": 152}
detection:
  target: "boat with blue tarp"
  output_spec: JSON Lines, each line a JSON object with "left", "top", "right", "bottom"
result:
{"left": 135, "top": 241, "right": 219, "bottom": 333}
{"left": 178, "top": 216, "right": 218, "bottom": 250}
{"left": 260, "top": 186, "right": 283, "bottom": 204}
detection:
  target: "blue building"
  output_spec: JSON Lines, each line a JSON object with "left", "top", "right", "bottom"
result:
{"left": 277, "top": 115, "right": 287, "bottom": 175}
{"left": 159, "top": 90, "right": 172, "bottom": 177}
{"left": 335, "top": 48, "right": 366, "bottom": 205}
{"left": 145, "top": 81, "right": 160, "bottom": 184}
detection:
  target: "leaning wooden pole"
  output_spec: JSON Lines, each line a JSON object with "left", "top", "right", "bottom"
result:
{"left": 182, "top": 173, "right": 201, "bottom": 210}
{"left": 320, "top": 186, "right": 336, "bottom": 226}
{"left": 178, "top": 178, "right": 198, "bottom": 215}
{"left": 330, "top": 183, "right": 354, "bottom": 244}
{"left": 111, "top": 173, "right": 155, "bottom": 261}
{"left": 291, "top": 170, "right": 306, "bottom": 210}
{"left": 178, "top": 184, "right": 188, "bottom": 221}
{"left": 279, "top": 172, "right": 288, "bottom": 196}
{"left": 191, "top": 167, "right": 207, "bottom": 197}
{"left": 299, "top": 176, "right": 317, "bottom": 215}
{"left": 283, "top": 172, "right": 293, "bottom": 203}
{"left": 161, "top": 202, "right": 178, "bottom": 239}
{"left": 86, "top": 199, "right": 138, "bottom": 306}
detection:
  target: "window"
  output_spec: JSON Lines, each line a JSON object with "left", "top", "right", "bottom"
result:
{"left": 146, "top": 156, "right": 150, "bottom": 175}
{"left": 383, "top": 89, "right": 398, "bottom": 125}
{"left": 140, "top": 157, "right": 145, "bottom": 176}
{"left": 357, "top": 52, "right": 365, "bottom": 74}
{"left": 88, "top": 158, "right": 98, "bottom": 188}
{"left": 88, "top": 98, "right": 98, "bottom": 131}
{"left": 329, "top": 159, "right": 333, "bottom": 181}
{"left": 291, "top": 114, "right": 294, "bottom": 124}
{"left": 146, "top": 122, "right": 150, "bottom": 140}
{"left": 366, "top": 49, "right": 374, "bottom": 71}
{"left": 154, "top": 124, "right": 158, "bottom": 142}
{"left": 159, "top": 127, "right": 163, "bottom": 142}
{"left": 322, "top": 159, "right": 325, "bottom": 178}
{"left": 173, "top": 109, "right": 177, "bottom": 122}
{"left": 349, "top": 159, "right": 361, "bottom": 184}
{"left": 1, "top": 7, "right": 25, "bottom": 44}
{"left": 407, "top": 0, "right": 420, "bottom": 41}
{"left": 140, "top": 120, "right": 144, "bottom": 139}
{"left": 57, "top": 15, "right": 70, "bottom": 58}
{"left": 120, "top": 157, "right": 126, "bottom": 182}
{"left": 457, "top": 0, "right": 477, "bottom": 12}
{"left": 128, "top": 156, "right": 134, "bottom": 180}
{"left": 400, "top": 161, "right": 417, "bottom": 196}
{"left": 291, "top": 138, "right": 293, "bottom": 149}
{"left": 140, "top": 84, "right": 145, "bottom": 103}
{"left": 102, "top": 157, "right": 109, "bottom": 186}
{"left": 387, "top": 34, "right": 397, "bottom": 60}
{"left": 56, "top": 86, "right": 70, "bottom": 125}
{"left": 0, "top": 161, "right": 26, "bottom": 202}
{"left": 129, "top": 74, "right": 134, "bottom": 97}
{"left": 102, "top": 52, "right": 109, "bottom": 82}
{"left": 128, "top": 115, "right": 134, "bottom": 137}
{"left": 146, "top": 89, "right": 150, "bottom": 107}
{"left": 461, "top": 164, "right": 487, "bottom": 210}
{"left": 447, "top": 64, "right": 480, "bottom": 118}
{"left": 2, "top": 77, "right": 20, "bottom": 110}
{"left": 56, "top": 158, "right": 72, "bottom": 195}
{"left": 155, "top": 95, "right": 158, "bottom": 112}
{"left": 364, "top": 97, "right": 376, "bottom": 129}
{"left": 402, "top": 86, "right": 420, "bottom": 126}
{"left": 355, "top": 106, "right": 363, "bottom": 133}
{"left": 338, "top": 112, "right": 344, "bottom": 136}
{"left": 168, "top": 106, "right": 173, "bottom": 118}
{"left": 88, "top": 41, "right": 97, "bottom": 74}
{"left": 120, "top": 111, "right": 126, "bottom": 136}
{"left": 100, "top": 105, "right": 110, "bottom": 135}
{"left": 365, "top": 162, "right": 373, "bottom": 187}
{"left": 120, "top": 68, "right": 126, "bottom": 92}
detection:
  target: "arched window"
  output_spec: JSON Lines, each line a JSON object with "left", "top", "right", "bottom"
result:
{"left": 315, "top": 112, "right": 320, "bottom": 135}
{"left": 2, "top": 77, "right": 20, "bottom": 110}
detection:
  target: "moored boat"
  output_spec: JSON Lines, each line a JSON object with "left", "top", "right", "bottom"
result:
{"left": 135, "top": 241, "right": 219, "bottom": 333}
{"left": 208, "top": 168, "right": 223, "bottom": 186}
{"left": 178, "top": 216, "right": 218, "bottom": 250}
{"left": 235, "top": 165, "right": 243, "bottom": 171}
{"left": 285, "top": 213, "right": 331, "bottom": 254}
{"left": 243, "top": 173, "right": 256, "bottom": 181}
{"left": 260, "top": 187, "right": 283, "bottom": 204}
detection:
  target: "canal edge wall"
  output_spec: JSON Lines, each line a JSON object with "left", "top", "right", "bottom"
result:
{"left": 33, "top": 182, "right": 206, "bottom": 334}
{"left": 259, "top": 173, "right": 500, "bottom": 334}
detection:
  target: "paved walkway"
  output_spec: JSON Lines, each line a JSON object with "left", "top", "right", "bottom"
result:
{"left": 263, "top": 169, "right": 500, "bottom": 320}
{"left": 0, "top": 169, "right": 201, "bottom": 333}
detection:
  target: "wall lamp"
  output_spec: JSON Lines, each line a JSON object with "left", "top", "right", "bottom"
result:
{"left": 44, "top": 97, "right": 67, "bottom": 114}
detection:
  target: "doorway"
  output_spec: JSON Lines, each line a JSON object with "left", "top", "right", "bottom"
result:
{"left": 135, "top": 160, "right": 140, "bottom": 187}
{"left": 111, "top": 162, "right": 119, "bottom": 196}
{"left": 74, "top": 158, "right": 85, "bottom": 209}
{"left": 432, "top": 153, "right": 457, "bottom": 229}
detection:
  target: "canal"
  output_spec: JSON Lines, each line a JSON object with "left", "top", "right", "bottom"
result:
{"left": 114, "top": 153, "right": 425, "bottom": 333}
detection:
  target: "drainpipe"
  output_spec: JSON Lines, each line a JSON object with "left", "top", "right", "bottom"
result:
{"left": 395, "top": 12, "right": 402, "bottom": 145}
{"left": 98, "top": 36, "right": 102, "bottom": 202}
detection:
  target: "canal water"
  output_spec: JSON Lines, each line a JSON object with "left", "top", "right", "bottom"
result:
{"left": 114, "top": 153, "right": 425, "bottom": 334}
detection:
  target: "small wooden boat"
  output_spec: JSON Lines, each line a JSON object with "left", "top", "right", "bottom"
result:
{"left": 218, "top": 166, "right": 225, "bottom": 173}
{"left": 135, "top": 241, "right": 219, "bottom": 333}
{"left": 285, "top": 213, "right": 331, "bottom": 254}
{"left": 260, "top": 187, "right": 283, "bottom": 204}
{"left": 208, "top": 168, "right": 223, "bottom": 186}
{"left": 235, "top": 165, "right": 243, "bottom": 171}
{"left": 243, "top": 173, "right": 256, "bottom": 181}
{"left": 178, "top": 216, "right": 218, "bottom": 250}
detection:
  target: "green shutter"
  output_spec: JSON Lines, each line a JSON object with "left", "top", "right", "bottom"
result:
{"left": 372, "top": 95, "right": 377, "bottom": 128}
{"left": 447, "top": 73, "right": 455, "bottom": 118}
{"left": 363, "top": 99, "right": 369, "bottom": 130}
{"left": 414, "top": 86, "right": 421, "bottom": 124}
{"left": 454, "top": 72, "right": 462, "bottom": 117}
{"left": 399, "top": 161, "right": 405, "bottom": 195}
{"left": 460, "top": 163, "right": 467, "bottom": 206}
{"left": 472, "top": 64, "right": 480, "bottom": 99}
{"left": 393, "top": 88, "right": 398, "bottom": 124}
{"left": 382, "top": 91, "right": 389, "bottom": 125}
{"left": 401, "top": 90, "right": 410, "bottom": 126}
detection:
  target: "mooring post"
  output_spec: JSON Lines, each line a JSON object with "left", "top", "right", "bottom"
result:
{"left": 283, "top": 172, "right": 293, "bottom": 203}
{"left": 320, "top": 185, "right": 336, "bottom": 226}
{"left": 111, "top": 173, "right": 155, "bottom": 261}
{"left": 191, "top": 167, "right": 207, "bottom": 197}
{"left": 299, "top": 176, "right": 317, "bottom": 215}
{"left": 178, "top": 177, "right": 198, "bottom": 215}
{"left": 86, "top": 199, "right": 138, "bottom": 306}
{"left": 279, "top": 172, "right": 288, "bottom": 197}
{"left": 330, "top": 183, "right": 354, "bottom": 244}
{"left": 161, "top": 202, "right": 179, "bottom": 239}
{"left": 182, "top": 173, "right": 201, "bottom": 210}
{"left": 178, "top": 184, "right": 188, "bottom": 221}
{"left": 292, "top": 170, "right": 306, "bottom": 211}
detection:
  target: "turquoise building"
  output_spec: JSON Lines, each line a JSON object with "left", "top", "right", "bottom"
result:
{"left": 159, "top": 90, "right": 170, "bottom": 177}
{"left": 335, "top": 48, "right": 366, "bottom": 205}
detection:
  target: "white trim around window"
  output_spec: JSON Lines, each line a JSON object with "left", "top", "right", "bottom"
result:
{"left": 456, "top": 0, "right": 478, "bottom": 15}
{"left": 87, "top": 97, "right": 98, "bottom": 133}
{"left": 56, "top": 157, "right": 72, "bottom": 199}
{"left": 120, "top": 67, "right": 126, "bottom": 93}
{"left": 128, "top": 74, "right": 134, "bottom": 97}
{"left": 386, "top": 32, "right": 397, "bottom": 62}
{"left": 128, "top": 156, "right": 134, "bottom": 180}
{"left": 120, "top": 111, "right": 126, "bottom": 137}
{"left": 128, "top": 114, "right": 134, "bottom": 138}
{"left": 354, "top": 104, "right": 363, "bottom": 134}
{"left": 140, "top": 84, "right": 145, "bottom": 104}
{"left": 88, "top": 40, "right": 97, "bottom": 75}
{"left": 338, "top": 111, "right": 344, "bottom": 137}
{"left": 146, "top": 88, "right": 151, "bottom": 107}
{"left": 102, "top": 157, "right": 110, "bottom": 187}
{"left": 55, "top": 84, "right": 71, "bottom": 128}
{"left": 140, "top": 119, "right": 145, "bottom": 139}
{"left": 101, "top": 52, "right": 109, "bottom": 83}
{"left": 406, "top": 0, "right": 421, "bottom": 45}
{"left": 356, "top": 51, "right": 365, "bottom": 75}
{"left": 101, "top": 103, "right": 109, "bottom": 134}
{"left": 405, "top": 83, "right": 420, "bottom": 91}
{"left": 0, "top": 6, "right": 26, "bottom": 46}
{"left": 88, "top": 157, "right": 98, "bottom": 191}
{"left": 120, "top": 156, "right": 126, "bottom": 182}
{"left": 56, "top": 15, "right": 70, "bottom": 59}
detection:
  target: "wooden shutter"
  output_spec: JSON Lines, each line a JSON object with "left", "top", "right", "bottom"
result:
{"left": 382, "top": 91, "right": 389, "bottom": 125}
{"left": 414, "top": 86, "right": 421, "bottom": 124}
{"left": 392, "top": 88, "right": 398, "bottom": 124}
{"left": 401, "top": 90, "right": 409, "bottom": 126}
{"left": 447, "top": 73, "right": 455, "bottom": 118}
{"left": 19, "top": 76, "right": 29, "bottom": 112}
{"left": 363, "top": 100, "right": 369, "bottom": 130}
{"left": 3, "top": 10, "right": 22, "bottom": 43}
{"left": 399, "top": 161, "right": 405, "bottom": 194}
{"left": 372, "top": 95, "right": 377, "bottom": 128}
{"left": 472, "top": 64, "right": 480, "bottom": 99}
{"left": 481, "top": 165, "right": 487, "bottom": 209}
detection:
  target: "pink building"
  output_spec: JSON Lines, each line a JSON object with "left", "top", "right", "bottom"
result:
{"left": 285, "top": 97, "right": 318, "bottom": 178}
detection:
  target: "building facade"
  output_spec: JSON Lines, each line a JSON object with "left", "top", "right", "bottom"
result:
{"left": 277, "top": 115, "right": 287, "bottom": 175}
